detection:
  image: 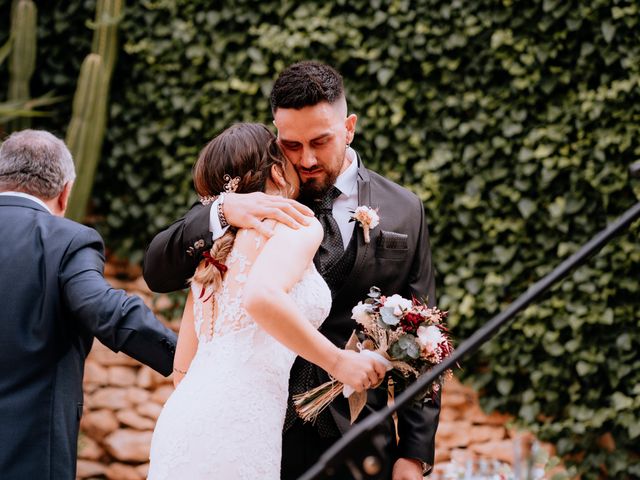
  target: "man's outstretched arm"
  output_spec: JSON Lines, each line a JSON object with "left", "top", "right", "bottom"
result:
{"left": 143, "top": 193, "right": 314, "bottom": 293}
{"left": 61, "top": 228, "right": 177, "bottom": 376}
{"left": 143, "top": 203, "right": 212, "bottom": 292}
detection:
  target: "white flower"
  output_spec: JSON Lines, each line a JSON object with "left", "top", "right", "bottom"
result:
{"left": 353, "top": 206, "right": 379, "bottom": 228}
{"left": 351, "top": 206, "right": 380, "bottom": 243}
{"left": 351, "top": 302, "right": 373, "bottom": 327}
{"left": 417, "top": 325, "right": 444, "bottom": 352}
{"left": 383, "top": 294, "right": 412, "bottom": 316}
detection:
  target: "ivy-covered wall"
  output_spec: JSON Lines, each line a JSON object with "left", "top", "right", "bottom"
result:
{"left": 1, "top": 1, "right": 639, "bottom": 477}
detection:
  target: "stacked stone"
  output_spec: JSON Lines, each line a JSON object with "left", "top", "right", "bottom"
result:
{"left": 76, "top": 267, "right": 177, "bottom": 480}
{"left": 77, "top": 341, "right": 174, "bottom": 479}
{"left": 432, "top": 379, "right": 556, "bottom": 476}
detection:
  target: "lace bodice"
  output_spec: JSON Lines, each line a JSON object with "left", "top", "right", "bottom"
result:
{"left": 191, "top": 248, "right": 254, "bottom": 340}
{"left": 191, "top": 228, "right": 331, "bottom": 342}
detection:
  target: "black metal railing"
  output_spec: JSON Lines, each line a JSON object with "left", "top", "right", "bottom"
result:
{"left": 299, "top": 161, "right": 640, "bottom": 480}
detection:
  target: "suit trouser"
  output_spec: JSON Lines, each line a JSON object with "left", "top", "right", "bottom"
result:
{"left": 281, "top": 418, "right": 397, "bottom": 480}
{"left": 281, "top": 419, "right": 356, "bottom": 480}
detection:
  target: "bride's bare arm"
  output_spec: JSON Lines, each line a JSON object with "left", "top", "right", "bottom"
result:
{"left": 243, "top": 220, "right": 387, "bottom": 392}
{"left": 172, "top": 292, "right": 197, "bottom": 387}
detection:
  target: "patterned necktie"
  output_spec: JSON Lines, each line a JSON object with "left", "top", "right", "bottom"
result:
{"left": 313, "top": 186, "right": 343, "bottom": 275}
{"left": 283, "top": 186, "right": 345, "bottom": 437}
{"left": 284, "top": 359, "right": 340, "bottom": 437}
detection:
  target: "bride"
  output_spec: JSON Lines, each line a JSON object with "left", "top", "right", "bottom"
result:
{"left": 147, "top": 123, "right": 387, "bottom": 479}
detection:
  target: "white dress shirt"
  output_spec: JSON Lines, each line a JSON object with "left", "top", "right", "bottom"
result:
{"left": 0, "top": 191, "right": 52, "bottom": 214}
{"left": 209, "top": 148, "right": 360, "bottom": 250}
{"left": 329, "top": 148, "right": 358, "bottom": 249}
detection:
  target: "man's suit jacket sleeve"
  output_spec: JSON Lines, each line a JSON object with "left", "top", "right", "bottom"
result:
{"left": 407, "top": 197, "right": 436, "bottom": 307}
{"left": 397, "top": 196, "right": 440, "bottom": 468}
{"left": 143, "top": 203, "right": 213, "bottom": 292}
{"left": 60, "top": 228, "right": 177, "bottom": 376}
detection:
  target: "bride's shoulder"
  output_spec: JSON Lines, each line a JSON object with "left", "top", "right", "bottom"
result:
{"left": 273, "top": 216, "right": 323, "bottom": 245}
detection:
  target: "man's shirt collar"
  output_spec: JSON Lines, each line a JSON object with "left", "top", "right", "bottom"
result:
{"left": 0, "top": 191, "right": 52, "bottom": 213}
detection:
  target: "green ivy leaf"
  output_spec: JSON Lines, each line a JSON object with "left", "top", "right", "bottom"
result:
{"left": 611, "top": 392, "right": 633, "bottom": 411}
{"left": 601, "top": 20, "right": 616, "bottom": 43}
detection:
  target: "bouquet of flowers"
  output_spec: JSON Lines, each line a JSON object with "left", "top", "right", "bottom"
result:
{"left": 294, "top": 287, "right": 454, "bottom": 424}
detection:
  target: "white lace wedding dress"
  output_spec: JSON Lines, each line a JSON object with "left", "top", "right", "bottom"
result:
{"left": 148, "top": 229, "right": 331, "bottom": 479}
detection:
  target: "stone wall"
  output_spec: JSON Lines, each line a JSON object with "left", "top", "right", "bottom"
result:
{"left": 78, "top": 341, "right": 173, "bottom": 479}
{"left": 76, "top": 265, "right": 177, "bottom": 480}
{"left": 432, "top": 380, "right": 557, "bottom": 477}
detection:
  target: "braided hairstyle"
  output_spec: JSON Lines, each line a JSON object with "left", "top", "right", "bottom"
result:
{"left": 191, "top": 123, "right": 289, "bottom": 289}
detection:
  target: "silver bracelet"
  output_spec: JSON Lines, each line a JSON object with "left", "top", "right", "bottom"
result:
{"left": 217, "top": 192, "right": 229, "bottom": 229}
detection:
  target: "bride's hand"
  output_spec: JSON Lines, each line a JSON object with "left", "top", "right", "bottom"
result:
{"left": 330, "top": 350, "right": 388, "bottom": 393}
{"left": 223, "top": 192, "right": 314, "bottom": 237}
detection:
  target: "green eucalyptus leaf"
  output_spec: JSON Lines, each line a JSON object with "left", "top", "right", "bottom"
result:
{"left": 380, "top": 307, "right": 400, "bottom": 326}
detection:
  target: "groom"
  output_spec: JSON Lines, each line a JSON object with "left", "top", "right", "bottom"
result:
{"left": 143, "top": 61, "right": 439, "bottom": 479}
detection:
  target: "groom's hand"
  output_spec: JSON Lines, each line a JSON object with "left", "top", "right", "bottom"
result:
{"left": 223, "top": 192, "right": 314, "bottom": 237}
{"left": 392, "top": 457, "right": 424, "bottom": 480}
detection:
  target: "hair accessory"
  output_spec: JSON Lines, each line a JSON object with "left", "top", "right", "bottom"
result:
{"left": 223, "top": 174, "right": 241, "bottom": 193}
{"left": 199, "top": 195, "right": 216, "bottom": 206}
{"left": 202, "top": 251, "right": 228, "bottom": 274}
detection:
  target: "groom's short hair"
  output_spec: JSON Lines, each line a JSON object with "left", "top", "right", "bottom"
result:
{"left": 270, "top": 61, "right": 345, "bottom": 114}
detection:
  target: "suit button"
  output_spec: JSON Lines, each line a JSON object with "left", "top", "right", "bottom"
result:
{"left": 194, "top": 239, "right": 205, "bottom": 249}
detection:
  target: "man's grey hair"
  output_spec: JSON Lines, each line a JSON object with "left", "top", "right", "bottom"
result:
{"left": 0, "top": 129, "right": 76, "bottom": 199}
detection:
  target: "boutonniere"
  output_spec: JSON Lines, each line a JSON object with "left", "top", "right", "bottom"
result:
{"left": 350, "top": 206, "right": 380, "bottom": 243}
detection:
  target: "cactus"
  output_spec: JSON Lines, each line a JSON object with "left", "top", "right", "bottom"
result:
{"left": 92, "top": 0, "right": 121, "bottom": 79}
{"left": 1, "top": 3, "right": 63, "bottom": 133}
{"left": 65, "top": 54, "right": 105, "bottom": 222}
{"left": 65, "top": 0, "right": 124, "bottom": 222}
{"left": 8, "top": 0, "right": 37, "bottom": 131}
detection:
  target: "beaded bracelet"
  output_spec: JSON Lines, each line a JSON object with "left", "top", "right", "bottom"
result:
{"left": 217, "top": 192, "right": 229, "bottom": 228}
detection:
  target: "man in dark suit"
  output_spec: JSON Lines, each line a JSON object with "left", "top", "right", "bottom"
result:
{"left": 143, "top": 62, "right": 439, "bottom": 479}
{"left": 0, "top": 130, "right": 177, "bottom": 480}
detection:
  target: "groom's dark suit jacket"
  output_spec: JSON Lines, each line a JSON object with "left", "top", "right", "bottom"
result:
{"left": 0, "top": 195, "right": 177, "bottom": 480}
{"left": 143, "top": 159, "right": 439, "bottom": 470}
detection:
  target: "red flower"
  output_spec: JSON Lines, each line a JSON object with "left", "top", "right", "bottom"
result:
{"left": 400, "top": 312, "right": 423, "bottom": 333}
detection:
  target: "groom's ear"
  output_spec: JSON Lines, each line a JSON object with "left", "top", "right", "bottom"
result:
{"left": 345, "top": 114, "right": 358, "bottom": 144}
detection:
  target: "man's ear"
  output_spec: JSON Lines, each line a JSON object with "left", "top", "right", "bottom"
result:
{"left": 345, "top": 113, "right": 358, "bottom": 145}
{"left": 57, "top": 181, "right": 73, "bottom": 216}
